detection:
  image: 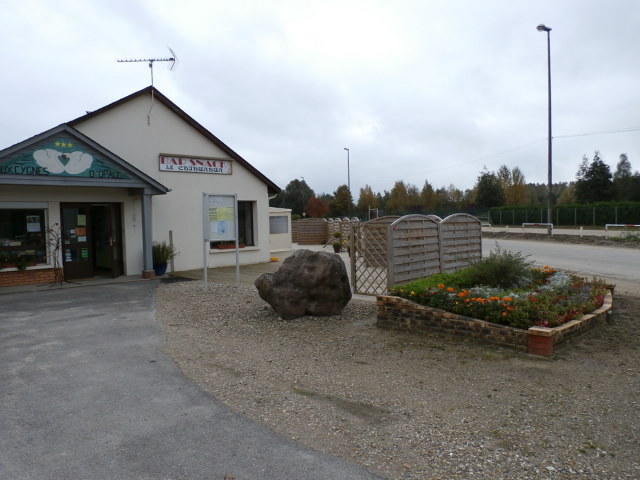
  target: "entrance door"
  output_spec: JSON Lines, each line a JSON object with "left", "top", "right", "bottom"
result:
{"left": 61, "top": 203, "right": 123, "bottom": 280}
{"left": 61, "top": 204, "right": 93, "bottom": 280}
{"left": 90, "top": 204, "right": 123, "bottom": 278}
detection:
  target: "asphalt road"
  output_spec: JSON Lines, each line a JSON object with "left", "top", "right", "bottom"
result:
{"left": 482, "top": 238, "right": 640, "bottom": 295}
{"left": 0, "top": 282, "right": 380, "bottom": 480}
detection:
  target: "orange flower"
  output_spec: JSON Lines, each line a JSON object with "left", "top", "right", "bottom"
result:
{"left": 501, "top": 311, "right": 508, "bottom": 316}
{"left": 488, "top": 296, "right": 500, "bottom": 302}
{"left": 447, "top": 287, "right": 455, "bottom": 293}
{"left": 437, "top": 283, "right": 445, "bottom": 289}
{"left": 457, "top": 290, "right": 468, "bottom": 298}
{"left": 507, "top": 306, "right": 515, "bottom": 311}
{"left": 502, "top": 296, "right": 513, "bottom": 302}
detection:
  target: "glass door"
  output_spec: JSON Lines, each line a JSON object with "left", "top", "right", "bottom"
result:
{"left": 61, "top": 204, "right": 93, "bottom": 280}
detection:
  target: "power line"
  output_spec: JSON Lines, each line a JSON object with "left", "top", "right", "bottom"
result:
{"left": 555, "top": 126, "right": 640, "bottom": 139}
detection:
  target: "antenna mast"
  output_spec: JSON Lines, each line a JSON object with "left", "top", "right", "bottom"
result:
{"left": 117, "top": 48, "right": 177, "bottom": 124}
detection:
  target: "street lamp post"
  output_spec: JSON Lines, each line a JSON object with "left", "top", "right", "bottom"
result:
{"left": 343, "top": 147, "right": 350, "bottom": 194}
{"left": 344, "top": 147, "right": 351, "bottom": 216}
{"left": 537, "top": 23, "right": 553, "bottom": 235}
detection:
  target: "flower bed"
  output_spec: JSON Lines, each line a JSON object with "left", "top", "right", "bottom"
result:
{"left": 378, "top": 252, "right": 614, "bottom": 356}
{"left": 376, "top": 290, "right": 613, "bottom": 356}
{"left": 389, "top": 267, "right": 609, "bottom": 330}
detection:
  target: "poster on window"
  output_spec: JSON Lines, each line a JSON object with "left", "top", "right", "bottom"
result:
{"left": 205, "top": 194, "right": 236, "bottom": 242}
{"left": 26, "top": 215, "right": 41, "bottom": 232}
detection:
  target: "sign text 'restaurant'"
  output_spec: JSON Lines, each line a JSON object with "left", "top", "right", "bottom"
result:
{"left": 159, "top": 155, "right": 232, "bottom": 175}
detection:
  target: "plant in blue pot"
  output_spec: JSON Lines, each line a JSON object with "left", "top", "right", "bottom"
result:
{"left": 152, "top": 241, "right": 177, "bottom": 276}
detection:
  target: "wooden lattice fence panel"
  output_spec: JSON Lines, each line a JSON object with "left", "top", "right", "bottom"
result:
{"left": 438, "top": 213, "right": 482, "bottom": 273}
{"left": 388, "top": 215, "right": 440, "bottom": 285}
{"left": 292, "top": 218, "right": 328, "bottom": 245}
{"left": 351, "top": 221, "right": 391, "bottom": 295}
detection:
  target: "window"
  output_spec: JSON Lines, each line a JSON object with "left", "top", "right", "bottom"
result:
{"left": 269, "top": 215, "right": 288, "bottom": 234}
{"left": 238, "top": 201, "right": 255, "bottom": 246}
{"left": 0, "top": 209, "right": 47, "bottom": 267}
{"left": 210, "top": 201, "right": 256, "bottom": 249}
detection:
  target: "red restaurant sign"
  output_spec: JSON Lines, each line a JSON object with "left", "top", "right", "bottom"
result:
{"left": 159, "top": 155, "right": 232, "bottom": 175}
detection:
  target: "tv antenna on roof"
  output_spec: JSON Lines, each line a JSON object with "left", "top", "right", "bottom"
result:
{"left": 117, "top": 47, "right": 177, "bottom": 125}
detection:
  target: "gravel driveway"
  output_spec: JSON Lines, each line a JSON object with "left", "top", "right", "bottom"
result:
{"left": 158, "top": 282, "right": 640, "bottom": 480}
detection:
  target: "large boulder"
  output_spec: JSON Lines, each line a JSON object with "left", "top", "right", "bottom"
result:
{"left": 255, "top": 249, "right": 352, "bottom": 319}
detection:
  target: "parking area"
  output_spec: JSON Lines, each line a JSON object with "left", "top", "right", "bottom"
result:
{"left": 0, "top": 281, "right": 379, "bottom": 480}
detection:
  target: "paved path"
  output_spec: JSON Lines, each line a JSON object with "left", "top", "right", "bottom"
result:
{"left": 0, "top": 282, "right": 380, "bottom": 480}
{"left": 483, "top": 238, "right": 640, "bottom": 295}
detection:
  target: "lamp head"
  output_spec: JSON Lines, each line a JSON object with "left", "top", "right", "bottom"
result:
{"left": 344, "top": 147, "right": 349, "bottom": 151}
{"left": 537, "top": 24, "right": 551, "bottom": 32}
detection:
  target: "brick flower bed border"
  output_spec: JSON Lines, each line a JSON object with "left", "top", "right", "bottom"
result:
{"left": 376, "top": 289, "right": 614, "bottom": 357}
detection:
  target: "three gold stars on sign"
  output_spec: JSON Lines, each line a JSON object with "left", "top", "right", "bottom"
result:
{"left": 54, "top": 141, "right": 74, "bottom": 148}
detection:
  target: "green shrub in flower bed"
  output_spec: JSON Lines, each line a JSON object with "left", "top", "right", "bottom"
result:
{"left": 389, "top": 249, "right": 608, "bottom": 330}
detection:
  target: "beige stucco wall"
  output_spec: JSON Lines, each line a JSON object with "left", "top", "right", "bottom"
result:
{"left": 73, "top": 93, "right": 272, "bottom": 271}
{"left": 0, "top": 186, "right": 141, "bottom": 274}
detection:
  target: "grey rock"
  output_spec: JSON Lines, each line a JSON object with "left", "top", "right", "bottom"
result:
{"left": 255, "top": 249, "right": 352, "bottom": 319}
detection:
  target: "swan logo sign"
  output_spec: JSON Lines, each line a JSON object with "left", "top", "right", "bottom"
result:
{"left": 0, "top": 138, "right": 131, "bottom": 179}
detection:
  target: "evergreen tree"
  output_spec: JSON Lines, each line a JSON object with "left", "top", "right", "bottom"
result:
{"left": 474, "top": 171, "right": 505, "bottom": 208}
{"left": 574, "top": 152, "right": 613, "bottom": 203}
{"left": 329, "top": 185, "right": 353, "bottom": 217}
{"left": 420, "top": 181, "right": 436, "bottom": 210}
{"left": 613, "top": 154, "right": 638, "bottom": 201}
{"left": 270, "top": 179, "right": 315, "bottom": 215}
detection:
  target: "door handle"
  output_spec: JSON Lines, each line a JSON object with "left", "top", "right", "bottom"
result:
{"left": 109, "top": 236, "right": 114, "bottom": 247}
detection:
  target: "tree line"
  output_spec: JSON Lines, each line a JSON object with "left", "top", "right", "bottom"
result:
{"left": 270, "top": 152, "right": 640, "bottom": 218}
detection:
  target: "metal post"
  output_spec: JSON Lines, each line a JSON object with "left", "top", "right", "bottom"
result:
{"left": 546, "top": 30, "right": 553, "bottom": 235}
{"left": 537, "top": 24, "right": 553, "bottom": 235}
{"left": 234, "top": 194, "right": 240, "bottom": 285}
{"left": 202, "top": 193, "right": 208, "bottom": 290}
{"left": 169, "top": 230, "right": 175, "bottom": 273}
{"left": 141, "top": 192, "right": 154, "bottom": 278}
{"left": 344, "top": 147, "right": 351, "bottom": 216}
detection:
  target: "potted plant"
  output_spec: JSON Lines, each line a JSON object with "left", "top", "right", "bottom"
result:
{"left": 332, "top": 232, "right": 343, "bottom": 253}
{"left": 152, "top": 241, "right": 177, "bottom": 276}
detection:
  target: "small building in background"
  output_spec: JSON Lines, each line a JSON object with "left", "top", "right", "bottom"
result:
{"left": 268, "top": 207, "right": 292, "bottom": 254}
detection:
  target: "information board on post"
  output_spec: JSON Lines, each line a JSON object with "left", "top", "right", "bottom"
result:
{"left": 202, "top": 193, "right": 240, "bottom": 287}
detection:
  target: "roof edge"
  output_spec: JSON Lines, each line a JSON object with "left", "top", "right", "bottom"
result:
{"left": 69, "top": 86, "right": 281, "bottom": 195}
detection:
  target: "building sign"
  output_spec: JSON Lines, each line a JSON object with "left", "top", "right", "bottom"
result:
{"left": 0, "top": 137, "right": 131, "bottom": 179}
{"left": 159, "top": 154, "right": 232, "bottom": 175}
{"left": 205, "top": 194, "right": 236, "bottom": 242}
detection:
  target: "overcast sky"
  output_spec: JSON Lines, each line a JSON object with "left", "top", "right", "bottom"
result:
{"left": 2, "top": 0, "right": 640, "bottom": 197}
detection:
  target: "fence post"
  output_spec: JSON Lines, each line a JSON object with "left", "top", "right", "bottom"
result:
{"left": 574, "top": 208, "right": 577, "bottom": 226}
{"left": 499, "top": 210, "right": 502, "bottom": 224}
{"left": 540, "top": 208, "right": 543, "bottom": 223}
{"left": 386, "top": 224, "right": 394, "bottom": 289}
{"left": 556, "top": 208, "right": 559, "bottom": 227}
{"left": 615, "top": 206, "right": 618, "bottom": 224}
{"left": 350, "top": 225, "right": 357, "bottom": 293}
{"left": 593, "top": 207, "right": 596, "bottom": 226}
{"left": 512, "top": 209, "right": 515, "bottom": 225}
